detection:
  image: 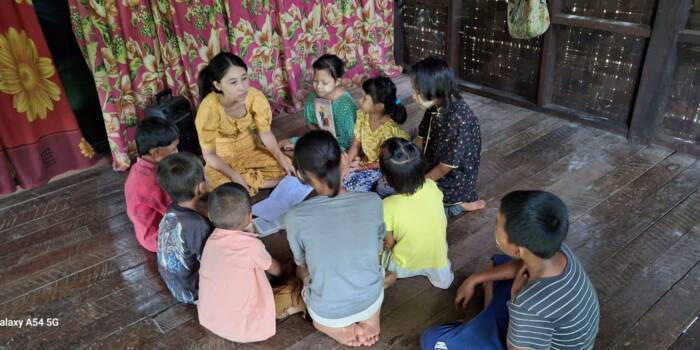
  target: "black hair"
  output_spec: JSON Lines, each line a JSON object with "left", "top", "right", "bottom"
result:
{"left": 362, "top": 76, "right": 407, "bottom": 124}
{"left": 157, "top": 152, "right": 205, "bottom": 202}
{"left": 312, "top": 54, "right": 345, "bottom": 80}
{"left": 197, "top": 52, "right": 248, "bottom": 100}
{"left": 499, "top": 191, "right": 569, "bottom": 259}
{"left": 411, "top": 57, "right": 462, "bottom": 108}
{"left": 135, "top": 117, "right": 179, "bottom": 156}
{"left": 293, "top": 130, "right": 342, "bottom": 197}
{"left": 379, "top": 138, "right": 427, "bottom": 195}
{"left": 208, "top": 182, "right": 251, "bottom": 230}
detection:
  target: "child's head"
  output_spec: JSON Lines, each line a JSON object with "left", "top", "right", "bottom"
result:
{"left": 496, "top": 191, "right": 569, "bottom": 260}
{"left": 208, "top": 182, "right": 252, "bottom": 230}
{"left": 379, "top": 138, "right": 427, "bottom": 195}
{"left": 135, "top": 117, "right": 179, "bottom": 162}
{"left": 360, "top": 76, "right": 407, "bottom": 125}
{"left": 411, "top": 57, "right": 461, "bottom": 109}
{"left": 197, "top": 52, "right": 249, "bottom": 102}
{"left": 293, "top": 130, "right": 343, "bottom": 197}
{"left": 157, "top": 152, "right": 206, "bottom": 203}
{"left": 312, "top": 54, "right": 344, "bottom": 98}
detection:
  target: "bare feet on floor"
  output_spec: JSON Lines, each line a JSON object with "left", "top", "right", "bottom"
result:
{"left": 460, "top": 199, "right": 486, "bottom": 212}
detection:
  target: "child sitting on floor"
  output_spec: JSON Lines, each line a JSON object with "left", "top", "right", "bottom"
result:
{"left": 421, "top": 191, "right": 600, "bottom": 350}
{"left": 195, "top": 52, "right": 294, "bottom": 195}
{"left": 344, "top": 77, "right": 409, "bottom": 192}
{"left": 411, "top": 57, "right": 485, "bottom": 217}
{"left": 279, "top": 54, "right": 357, "bottom": 152}
{"left": 198, "top": 183, "right": 304, "bottom": 343}
{"left": 286, "top": 130, "right": 385, "bottom": 347}
{"left": 155, "top": 152, "right": 213, "bottom": 304}
{"left": 124, "top": 117, "right": 179, "bottom": 252}
{"left": 379, "top": 138, "right": 454, "bottom": 290}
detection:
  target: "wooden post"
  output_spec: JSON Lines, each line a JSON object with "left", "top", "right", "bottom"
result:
{"left": 393, "top": 0, "right": 407, "bottom": 69}
{"left": 446, "top": 0, "right": 462, "bottom": 73}
{"left": 628, "top": 0, "right": 692, "bottom": 143}
{"left": 536, "top": 0, "right": 562, "bottom": 106}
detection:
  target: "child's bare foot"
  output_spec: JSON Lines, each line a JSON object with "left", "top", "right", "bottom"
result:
{"left": 357, "top": 309, "right": 381, "bottom": 346}
{"left": 313, "top": 321, "right": 361, "bottom": 347}
{"left": 460, "top": 199, "right": 486, "bottom": 212}
{"left": 383, "top": 272, "right": 397, "bottom": 289}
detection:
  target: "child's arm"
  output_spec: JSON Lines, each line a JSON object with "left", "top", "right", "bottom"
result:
{"left": 426, "top": 163, "right": 454, "bottom": 181}
{"left": 296, "top": 264, "right": 310, "bottom": 281}
{"left": 259, "top": 130, "right": 295, "bottom": 175}
{"left": 455, "top": 259, "right": 523, "bottom": 309}
{"left": 360, "top": 162, "right": 380, "bottom": 170}
{"left": 266, "top": 257, "right": 283, "bottom": 277}
{"left": 306, "top": 123, "right": 319, "bottom": 131}
{"left": 384, "top": 231, "right": 396, "bottom": 251}
{"left": 202, "top": 150, "right": 250, "bottom": 193}
{"left": 414, "top": 136, "right": 424, "bottom": 150}
{"left": 346, "top": 138, "right": 361, "bottom": 163}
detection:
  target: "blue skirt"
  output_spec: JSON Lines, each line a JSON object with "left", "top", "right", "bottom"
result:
{"left": 420, "top": 255, "right": 513, "bottom": 350}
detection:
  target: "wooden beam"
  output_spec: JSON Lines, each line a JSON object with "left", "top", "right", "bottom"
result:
{"left": 446, "top": 0, "right": 462, "bottom": 72}
{"left": 394, "top": 0, "right": 406, "bottom": 67}
{"left": 628, "top": 0, "right": 692, "bottom": 144}
{"left": 678, "top": 29, "right": 700, "bottom": 45}
{"left": 536, "top": 0, "right": 562, "bottom": 106}
{"left": 552, "top": 14, "right": 653, "bottom": 38}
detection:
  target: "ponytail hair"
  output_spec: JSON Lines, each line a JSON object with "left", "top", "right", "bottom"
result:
{"left": 293, "top": 130, "right": 342, "bottom": 197}
{"left": 362, "top": 77, "right": 407, "bottom": 124}
{"left": 197, "top": 52, "right": 248, "bottom": 102}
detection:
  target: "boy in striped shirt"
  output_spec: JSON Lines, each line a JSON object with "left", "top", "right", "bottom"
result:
{"left": 421, "top": 191, "right": 599, "bottom": 350}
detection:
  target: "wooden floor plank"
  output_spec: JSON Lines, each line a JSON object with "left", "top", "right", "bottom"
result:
{"left": 574, "top": 161, "right": 700, "bottom": 269}
{"left": 610, "top": 251, "right": 700, "bottom": 350}
{"left": 593, "top": 222, "right": 700, "bottom": 349}
{"left": 669, "top": 313, "right": 700, "bottom": 350}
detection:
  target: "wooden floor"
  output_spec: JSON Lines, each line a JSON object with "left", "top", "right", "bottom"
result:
{"left": 1, "top": 75, "right": 699, "bottom": 350}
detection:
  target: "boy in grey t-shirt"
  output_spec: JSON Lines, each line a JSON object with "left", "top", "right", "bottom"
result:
{"left": 421, "top": 191, "right": 599, "bottom": 350}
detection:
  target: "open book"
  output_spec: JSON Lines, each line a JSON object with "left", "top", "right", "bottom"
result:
{"left": 251, "top": 176, "right": 313, "bottom": 237}
{"left": 314, "top": 97, "right": 336, "bottom": 137}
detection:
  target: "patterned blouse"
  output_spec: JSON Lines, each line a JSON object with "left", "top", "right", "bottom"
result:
{"left": 354, "top": 110, "right": 409, "bottom": 164}
{"left": 418, "top": 99, "right": 481, "bottom": 205}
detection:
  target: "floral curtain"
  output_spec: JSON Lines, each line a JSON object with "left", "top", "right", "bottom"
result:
{"left": 68, "top": 0, "right": 400, "bottom": 171}
{"left": 0, "top": 0, "right": 97, "bottom": 195}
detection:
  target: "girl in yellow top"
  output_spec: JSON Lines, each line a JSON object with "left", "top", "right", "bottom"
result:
{"left": 344, "top": 77, "right": 409, "bottom": 192}
{"left": 195, "top": 53, "right": 294, "bottom": 195}
{"left": 379, "top": 138, "right": 453, "bottom": 289}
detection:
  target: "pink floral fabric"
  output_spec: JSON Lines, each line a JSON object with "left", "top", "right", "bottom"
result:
{"left": 68, "top": 0, "right": 400, "bottom": 170}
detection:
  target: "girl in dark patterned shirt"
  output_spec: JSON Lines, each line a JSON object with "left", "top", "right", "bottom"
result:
{"left": 411, "top": 57, "right": 485, "bottom": 217}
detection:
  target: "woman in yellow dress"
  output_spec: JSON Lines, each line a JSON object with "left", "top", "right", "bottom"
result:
{"left": 195, "top": 53, "right": 294, "bottom": 195}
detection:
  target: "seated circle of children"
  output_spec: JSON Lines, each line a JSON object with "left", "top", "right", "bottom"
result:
{"left": 124, "top": 117, "right": 179, "bottom": 252}
{"left": 155, "top": 152, "right": 213, "bottom": 305}
{"left": 197, "top": 182, "right": 297, "bottom": 342}
{"left": 195, "top": 52, "right": 294, "bottom": 196}
{"left": 411, "top": 57, "right": 486, "bottom": 217}
{"left": 285, "top": 130, "right": 385, "bottom": 347}
{"left": 379, "top": 138, "right": 454, "bottom": 290}
{"left": 279, "top": 54, "right": 358, "bottom": 151}
{"left": 421, "top": 191, "right": 600, "bottom": 350}
{"left": 344, "top": 76, "right": 409, "bottom": 193}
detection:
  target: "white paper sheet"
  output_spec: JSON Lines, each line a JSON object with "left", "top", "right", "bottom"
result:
{"left": 252, "top": 175, "right": 313, "bottom": 221}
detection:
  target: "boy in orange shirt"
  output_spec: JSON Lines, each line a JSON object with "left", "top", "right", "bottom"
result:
{"left": 198, "top": 183, "right": 303, "bottom": 342}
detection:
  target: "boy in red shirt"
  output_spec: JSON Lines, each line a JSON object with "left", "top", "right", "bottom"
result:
{"left": 124, "top": 117, "right": 179, "bottom": 252}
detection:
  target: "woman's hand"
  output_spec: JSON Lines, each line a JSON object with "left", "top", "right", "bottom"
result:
{"left": 348, "top": 157, "right": 361, "bottom": 172}
{"left": 228, "top": 171, "right": 251, "bottom": 193}
{"left": 279, "top": 156, "right": 296, "bottom": 176}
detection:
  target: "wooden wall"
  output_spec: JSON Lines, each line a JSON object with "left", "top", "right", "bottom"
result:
{"left": 394, "top": 0, "right": 700, "bottom": 155}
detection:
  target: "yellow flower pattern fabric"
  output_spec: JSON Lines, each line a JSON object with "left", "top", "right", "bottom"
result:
{"left": 0, "top": 28, "right": 60, "bottom": 122}
{"left": 0, "top": 2, "right": 97, "bottom": 195}
{"left": 67, "top": 0, "right": 401, "bottom": 170}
